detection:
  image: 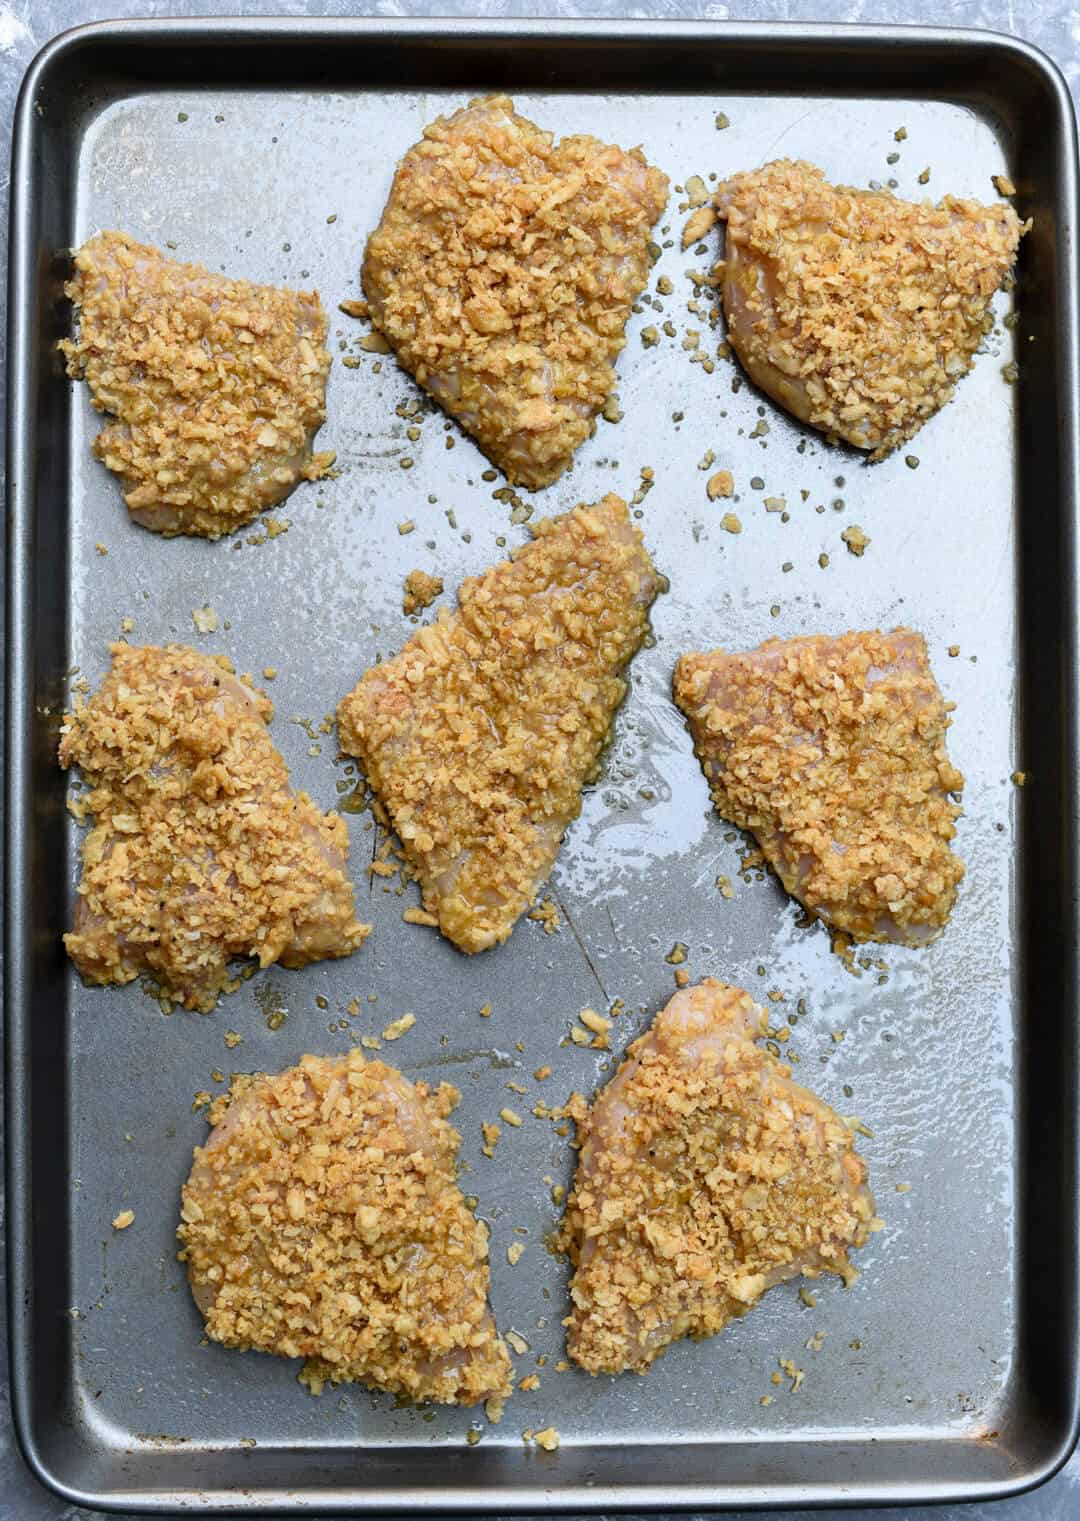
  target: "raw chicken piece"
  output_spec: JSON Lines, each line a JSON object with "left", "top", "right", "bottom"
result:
{"left": 362, "top": 95, "right": 669, "bottom": 488}
{"left": 60, "top": 644, "right": 369, "bottom": 1012}
{"left": 715, "top": 159, "right": 1027, "bottom": 457}
{"left": 178, "top": 1050, "right": 512, "bottom": 1406}
{"left": 337, "top": 494, "right": 660, "bottom": 953}
{"left": 60, "top": 230, "right": 334, "bottom": 537}
{"left": 673, "top": 628, "right": 964, "bottom": 946}
{"left": 556, "top": 980, "right": 876, "bottom": 1377}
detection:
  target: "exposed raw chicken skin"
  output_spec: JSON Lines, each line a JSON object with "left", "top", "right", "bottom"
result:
{"left": 60, "top": 644, "right": 369, "bottom": 1011}
{"left": 673, "top": 628, "right": 964, "bottom": 946}
{"left": 61, "top": 231, "right": 334, "bottom": 537}
{"left": 178, "top": 1051, "right": 512, "bottom": 1406}
{"left": 556, "top": 980, "right": 876, "bottom": 1377}
{"left": 363, "top": 95, "right": 668, "bottom": 487}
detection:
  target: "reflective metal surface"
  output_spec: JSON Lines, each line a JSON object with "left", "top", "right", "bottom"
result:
{"left": 6, "top": 17, "right": 1079, "bottom": 1514}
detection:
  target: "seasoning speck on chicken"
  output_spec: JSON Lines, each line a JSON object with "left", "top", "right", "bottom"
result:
{"left": 556, "top": 980, "right": 875, "bottom": 1377}
{"left": 337, "top": 495, "right": 660, "bottom": 953}
{"left": 60, "top": 644, "right": 369, "bottom": 1012}
{"left": 178, "top": 1051, "right": 512, "bottom": 1406}
{"left": 716, "top": 160, "right": 1028, "bottom": 457}
{"left": 60, "top": 231, "right": 334, "bottom": 538}
{"left": 363, "top": 96, "right": 669, "bottom": 488}
{"left": 673, "top": 628, "right": 964, "bottom": 946}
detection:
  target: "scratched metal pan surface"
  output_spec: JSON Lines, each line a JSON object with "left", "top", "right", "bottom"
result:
{"left": 6, "top": 16, "right": 1080, "bottom": 1515}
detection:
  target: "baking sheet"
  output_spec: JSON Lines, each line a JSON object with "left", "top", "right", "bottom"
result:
{"left": 6, "top": 17, "right": 1080, "bottom": 1513}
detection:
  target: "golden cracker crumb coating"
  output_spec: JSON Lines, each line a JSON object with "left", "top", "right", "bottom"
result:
{"left": 60, "top": 644, "right": 369, "bottom": 1011}
{"left": 555, "top": 980, "right": 874, "bottom": 1377}
{"left": 61, "top": 231, "right": 333, "bottom": 538}
{"left": 716, "top": 159, "right": 1027, "bottom": 457}
{"left": 178, "top": 1050, "right": 512, "bottom": 1406}
{"left": 673, "top": 628, "right": 964, "bottom": 945}
{"left": 337, "top": 495, "right": 660, "bottom": 954}
{"left": 363, "top": 95, "right": 669, "bottom": 488}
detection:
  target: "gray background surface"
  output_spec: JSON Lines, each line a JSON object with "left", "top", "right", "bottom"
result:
{"left": 3, "top": 1, "right": 1079, "bottom": 1519}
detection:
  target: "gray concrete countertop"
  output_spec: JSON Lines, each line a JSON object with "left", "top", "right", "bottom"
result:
{"left": 3, "top": 2, "right": 1078, "bottom": 1518}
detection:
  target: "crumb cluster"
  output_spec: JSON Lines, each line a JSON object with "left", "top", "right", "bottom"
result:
{"left": 402, "top": 568, "right": 444, "bottom": 615}
{"left": 60, "top": 644, "right": 369, "bottom": 1011}
{"left": 673, "top": 629, "right": 965, "bottom": 945}
{"left": 178, "top": 1050, "right": 512, "bottom": 1405}
{"left": 363, "top": 96, "right": 668, "bottom": 487}
{"left": 61, "top": 231, "right": 334, "bottom": 537}
{"left": 338, "top": 496, "right": 660, "bottom": 953}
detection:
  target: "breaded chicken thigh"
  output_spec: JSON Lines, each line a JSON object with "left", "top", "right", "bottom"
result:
{"left": 673, "top": 628, "right": 964, "bottom": 946}
{"left": 556, "top": 980, "right": 875, "bottom": 1377}
{"left": 61, "top": 231, "right": 334, "bottom": 537}
{"left": 363, "top": 95, "right": 669, "bottom": 487}
{"left": 178, "top": 1051, "right": 512, "bottom": 1406}
{"left": 716, "top": 160, "right": 1027, "bottom": 457}
{"left": 337, "top": 495, "right": 660, "bottom": 953}
{"left": 60, "top": 644, "right": 369, "bottom": 1011}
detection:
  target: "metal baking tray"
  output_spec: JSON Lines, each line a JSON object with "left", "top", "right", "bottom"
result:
{"left": 6, "top": 15, "right": 1080, "bottom": 1514}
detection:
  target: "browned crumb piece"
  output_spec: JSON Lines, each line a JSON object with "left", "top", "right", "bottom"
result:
{"left": 841, "top": 524, "right": 870, "bottom": 557}
{"left": 673, "top": 628, "right": 964, "bottom": 945}
{"left": 111, "top": 1209, "right": 135, "bottom": 1230}
{"left": 337, "top": 495, "right": 660, "bottom": 953}
{"left": 533, "top": 1426, "right": 560, "bottom": 1450}
{"left": 720, "top": 512, "right": 742, "bottom": 534}
{"left": 60, "top": 644, "right": 369, "bottom": 1011}
{"left": 527, "top": 897, "right": 561, "bottom": 934}
{"left": 715, "top": 160, "right": 1028, "bottom": 457}
{"left": 178, "top": 1051, "right": 512, "bottom": 1406}
{"left": 682, "top": 206, "right": 717, "bottom": 250}
{"left": 60, "top": 232, "right": 333, "bottom": 539}
{"left": 363, "top": 95, "right": 669, "bottom": 488}
{"left": 707, "top": 469, "right": 734, "bottom": 500}
{"left": 555, "top": 980, "right": 875, "bottom": 1376}
{"left": 402, "top": 568, "right": 444, "bottom": 616}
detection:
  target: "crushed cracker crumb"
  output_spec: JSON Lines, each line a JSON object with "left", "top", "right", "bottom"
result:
{"left": 707, "top": 469, "right": 734, "bottom": 500}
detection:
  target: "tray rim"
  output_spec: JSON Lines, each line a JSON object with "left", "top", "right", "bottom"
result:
{"left": 6, "top": 13, "right": 1080, "bottom": 1514}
